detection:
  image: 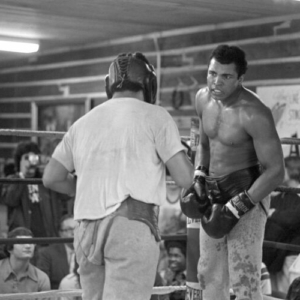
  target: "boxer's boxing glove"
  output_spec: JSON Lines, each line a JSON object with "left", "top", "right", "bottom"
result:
{"left": 201, "top": 190, "right": 255, "bottom": 239}
{"left": 180, "top": 166, "right": 211, "bottom": 219}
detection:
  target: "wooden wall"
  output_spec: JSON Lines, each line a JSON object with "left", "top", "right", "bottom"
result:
{"left": 1, "top": 14, "right": 300, "bottom": 161}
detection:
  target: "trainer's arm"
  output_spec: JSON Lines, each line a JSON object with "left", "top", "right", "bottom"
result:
{"left": 43, "top": 157, "right": 76, "bottom": 197}
{"left": 245, "top": 106, "right": 285, "bottom": 204}
{"left": 166, "top": 151, "right": 194, "bottom": 189}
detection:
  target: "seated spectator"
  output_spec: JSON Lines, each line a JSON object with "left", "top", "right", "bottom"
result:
{"left": 59, "top": 257, "right": 82, "bottom": 300}
{"left": 0, "top": 161, "right": 15, "bottom": 238}
{"left": 286, "top": 276, "right": 300, "bottom": 300}
{"left": 263, "top": 155, "right": 300, "bottom": 297}
{"left": 37, "top": 214, "right": 76, "bottom": 289}
{"left": 151, "top": 271, "right": 170, "bottom": 300}
{"left": 0, "top": 227, "right": 50, "bottom": 294}
{"left": 2, "top": 141, "right": 71, "bottom": 237}
{"left": 159, "top": 239, "right": 186, "bottom": 300}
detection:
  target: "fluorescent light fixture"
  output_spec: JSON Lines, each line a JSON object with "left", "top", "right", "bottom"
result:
{"left": 0, "top": 40, "right": 39, "bottom": 53}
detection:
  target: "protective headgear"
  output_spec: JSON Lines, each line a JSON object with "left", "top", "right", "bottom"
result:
{"left": 105, "top": 52, "right": 157, "bottom": 104}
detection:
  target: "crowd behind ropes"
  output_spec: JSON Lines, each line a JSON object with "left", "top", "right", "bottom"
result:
{"left": 0, "top": 140, "right": 190, "bottom": 300}
{"left": 0, "top": 139, "right": 300, "bottom": 299}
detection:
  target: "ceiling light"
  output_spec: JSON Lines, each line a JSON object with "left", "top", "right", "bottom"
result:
{"left": 0, "top": 40, "right": 39, "bottom": 53}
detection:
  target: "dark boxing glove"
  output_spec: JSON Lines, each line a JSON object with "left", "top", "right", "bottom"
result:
{"left": 201, "top": 190, "right": 256, "bottom": 239}
{"left": 180, "top": 166, "right": 211, "bottom": 219}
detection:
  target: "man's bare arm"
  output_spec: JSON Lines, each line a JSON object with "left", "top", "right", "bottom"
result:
{"left": 244, "top": 105, "right": 284, "bottom": 203}
{"left": 43, "top": 158, "right": 76, "bottom": 197}
{"left": 165, "top": 151, "right": 194, "bottom": 189}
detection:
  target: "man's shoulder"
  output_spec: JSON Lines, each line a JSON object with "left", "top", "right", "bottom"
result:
{"left": 0, "top": 257, "right": 9, "bottom": 271}
{"left": 240, "top": 87, "right": 265, "bottom": 106}
{"left": 195, "top": 87, "right": 210, "bottom": 113}
{"left": 196, "top": 87, "right": 209, "bottom": 101}
{"left": 146, "top": 104, "right": 175, "bottom": 125}
{"left": 239, "top": 88, "right": 271, "bottom": 117}
{"left": 149, "top": 103, "right": 171, "bottom": 115}
{"left": 29, "top": 263, "right": 49, "bottom": 279}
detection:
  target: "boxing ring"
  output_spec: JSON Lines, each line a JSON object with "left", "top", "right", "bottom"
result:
{"left": 0, "top": 128, "right": 300, "bottom": 300}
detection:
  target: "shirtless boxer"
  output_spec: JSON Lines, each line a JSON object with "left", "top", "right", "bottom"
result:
{"left": 182, "top": 45, "right": 284, "bottom": 300}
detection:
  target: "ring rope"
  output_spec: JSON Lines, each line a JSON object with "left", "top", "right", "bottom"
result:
{"left": 0, "top": 129, "right": 65, "bottom": 139}
{"left": 0, "top": 234, "right": 187, "bottom": 245}
{"left": 0, "top": 129, "right": 188, "bottom": 142}
{"left": 0, "top": 236, "right": 300, "bottom": 253}
{"left": 0, "top": 286, "right": 186, "bottom": 299}
{"left": 1, "top": 177, "right": 299, "bottom": 196}
{"left": 1, "top": 129, "right": 300, "bottom": 145}
{"left": 0, "top": 178, "right": 43, "bottom": 184}
{"left": 0, "top": 129, "right": 296, "bottom": 299}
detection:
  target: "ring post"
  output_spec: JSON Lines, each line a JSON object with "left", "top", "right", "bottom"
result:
{"left": 186, "top": 217, "right": 202, "bottom": 299}
{"left": 185, "top": 117, "right": 202, "bottom": 299}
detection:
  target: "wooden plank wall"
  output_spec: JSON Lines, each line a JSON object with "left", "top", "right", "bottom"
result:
{"left": 1, "top": 14, "right": 300, "bottom": 161}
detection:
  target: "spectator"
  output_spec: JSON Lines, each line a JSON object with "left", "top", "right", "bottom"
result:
{"left": 286, "top": 276, "right": 300, "bottom": 300}
{"left": 160, "top": 239, "right": 187, "bottom": 300}
{"left": 263, "top": 156, "right": 300, "bottom": 296}
{"left": 0, "top": 161, "right": 15, "bottom": 239}
{"left": 59, "top": 257, "right": 82, "bottom": 300}
{"left": 284, "top": 156, "right": 300, "bottom": 186}
{"left": 151, "top": 271, "right": 170, "bottom": 300}
{"left": 0, "top": 227, "right": 50, "bottom": 294}
{"left": 2, "top": 141, "right": 70, "bottom": 237}
{"left": 37, "top": 214, "right": 76, "bottom": 289}
{"left": 3, "top": 161, "right": 16, "bottom": 177}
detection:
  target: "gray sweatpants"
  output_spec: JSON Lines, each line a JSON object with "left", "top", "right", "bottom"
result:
{"left": 197, "top": 196, "right": 270, "bottom": 300}
{"left": 74, "top": 214, "right": 159, "bottom": 300}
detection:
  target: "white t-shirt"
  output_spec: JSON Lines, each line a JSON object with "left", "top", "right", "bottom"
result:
{"left": 53, "top": 98, "right": 185, "bottom": 221}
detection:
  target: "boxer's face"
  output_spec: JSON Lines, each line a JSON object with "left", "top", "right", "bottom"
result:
{"left": 207, "top": 58, "right": 243, "bottom": 101}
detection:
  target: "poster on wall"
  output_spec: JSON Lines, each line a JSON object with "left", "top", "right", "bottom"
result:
{"left": 36, "top": 102, "right": 86, "bottom": 158}
{"left": 257, "top": 85, "right": 300, "bottom": 158}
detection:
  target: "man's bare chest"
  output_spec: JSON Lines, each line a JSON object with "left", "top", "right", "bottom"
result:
{"left": 202, "top": 105, "right": 247, "bottom": 145}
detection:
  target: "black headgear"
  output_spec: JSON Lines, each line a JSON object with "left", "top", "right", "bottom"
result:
{"left": 105, "top": 52, "right": 157, "bottom": 104}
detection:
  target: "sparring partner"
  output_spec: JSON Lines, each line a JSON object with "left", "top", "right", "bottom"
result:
{"left": 181, "top": 45, "right": 284, "bottom": 300}
{"left": 42, "top": 52, "right": 194, "bottom": 300}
